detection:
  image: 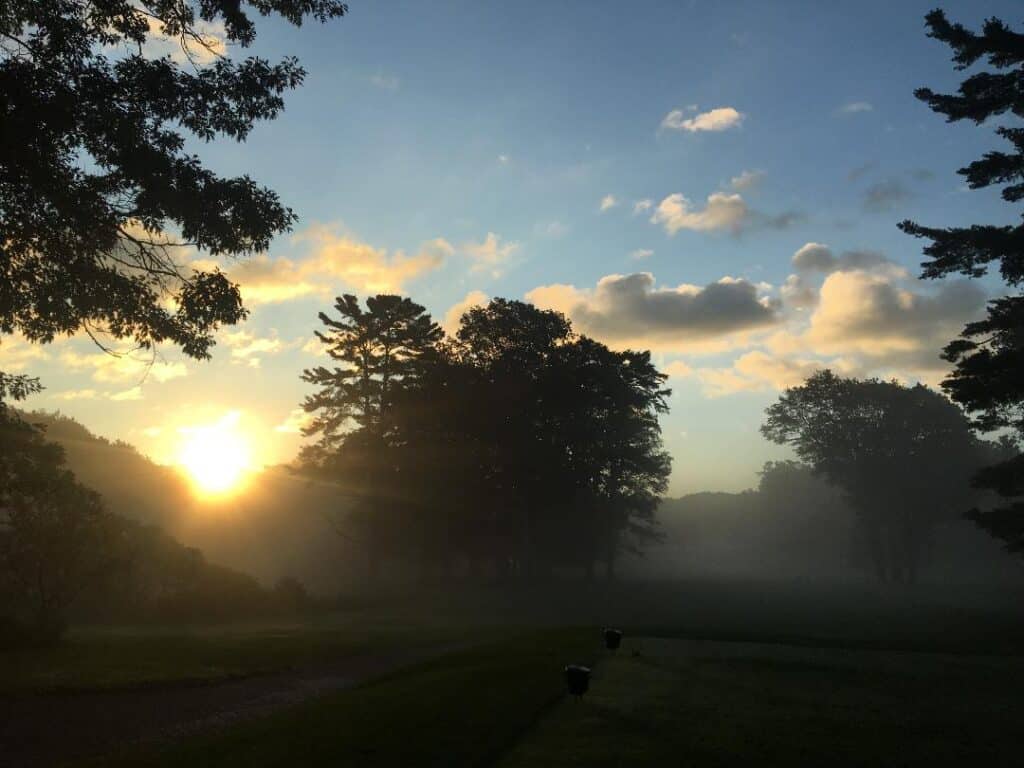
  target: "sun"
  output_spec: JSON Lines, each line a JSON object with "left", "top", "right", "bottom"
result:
{"left": 176, "top": 412, "right": 252, "bottom": 497}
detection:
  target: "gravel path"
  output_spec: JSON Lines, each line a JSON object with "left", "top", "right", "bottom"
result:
{"left": 0, "top": 643, "right": 465, "bottom": 767}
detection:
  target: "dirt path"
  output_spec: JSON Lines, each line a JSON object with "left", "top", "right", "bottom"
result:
{"left": 0, "top": 643, "right": 465, "bottom": 767}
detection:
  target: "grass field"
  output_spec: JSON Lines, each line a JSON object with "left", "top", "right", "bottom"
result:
{"left": 499, "top": 636, "right": 1024, "bottom": 768}
{"left": 0, "top": 619, "right": 482, "bottom": 693}
{"left": 98, "top": 628, "right": 597, "bottom": 768}
{"left": 6, "top": 582, "right": 1024, "bottom": 766}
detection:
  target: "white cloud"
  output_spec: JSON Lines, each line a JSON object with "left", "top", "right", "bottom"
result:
{"left": 600, "top": 194, "right": 618, "bottom": 212}
{"left": 730, "top": 169, "right": 765, "bottom": 191}
{"left": 443, "top": 290, "right": 489, "bottom": 336}
{"left": 661, "top": 106, "right": 744, "bottom": 133}
{"left": 535, "top": 220, "right": 569, "bottom": 238}
{"left": 651, "top": 192, "right": 802, "bottom": 236}
{"left": 838, "top": 101, "right": 873, "bottom": 114}
{"left": 0, "top": 334, "right": 49, "bottom": 372}
{"left": 462, "top": 233, "right": 519, "bottom": 277}
{"left": 200, "top": 224, "right": 451, "bottom": 303}
{"left": 633, "top": 199, "right": 653, "bottom": 215}
{"left": 498, "top": 154, "right": 510, "bottom": 165}
{"left": 59, "top": 349, "right": 187, "bottom": 384}
{"left": 136, "top": 17, "right": 227, "bottom": 66}
{"left": 301, "top": 336, "right": 330, "bottom": 357}
{"left": 651, "top": 192, "right": 748, "bottom": 234}
{"left": 697, "top": 351, "right": 830, "bottom": 397}
{"left": 629, "top": 249, "right": 654, "bottom": 260}
{"left": 221, "top": 330, "right": 285, "bottom": 359}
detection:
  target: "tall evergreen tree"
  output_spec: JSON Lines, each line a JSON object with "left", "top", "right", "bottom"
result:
{"left": 299, "top": 294, "right": 443, "bottom": 578}
{"left": 899, "top": 10, "right": 1024, "bottom": 555}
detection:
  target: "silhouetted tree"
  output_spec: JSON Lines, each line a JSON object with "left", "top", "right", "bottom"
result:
{"left": 0, "top": 0, "right": 346, "bottom": 368}
{"left": 296, "top": 295, "right": 673, "bottom": 586}
{"left": 762, "top": 371, "right": 986, "bottom": 584}
{"left": 299, "top": 294, "right": 444, "bottom": 579}
{"left": 0, "top": 396, "right": 121, "bottom": 642}
{"left": 899, "top": 10, "right": 1024, "bottom": 555}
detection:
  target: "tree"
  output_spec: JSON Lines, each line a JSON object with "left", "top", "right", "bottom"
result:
{"left": 762, "top": 371, "right": 986, "bottom": 584}
{"left": 0, "top": 396, "right": 121, "bottom": 642}
{"left": 899, "top": 10, "right": 1024, "bottom": 555}
{"left": 546, "top": 337, "right": 670, "bottom": 579}
{"left": 1, "top": 0, "right": 347, "bottom": 362}
{"left": 299, "top": 294, "right": 444, "bottom": 578}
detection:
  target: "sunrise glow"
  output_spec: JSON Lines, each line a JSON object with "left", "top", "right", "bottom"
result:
{"left": 176, "top": 412, "right": 252, "bottom": 497}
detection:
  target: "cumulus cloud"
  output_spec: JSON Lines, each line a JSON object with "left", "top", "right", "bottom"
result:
{"left": 780, "top": 274, "right": 818, "bottom": 310}
{"left": 200, "top": 224, "right": 451, "bottom": 303}
{"left": 680, "top": 241, "right": 990, "bottom": 396}
{"left": 730, "top": 169, "right": 765, "bottom": 191}
{"left": 804, "top": 271, "right": 984, "bottom": 362}
{"left": 633, "top": 199, "right": 653, "bottom": 215}
{"left": 651, "top": 192, "right": 747, "bottom": 234}
{"left": 629, "top": 249, "right": 654, "bottom": 260}
{"left": 698, "top": 351, "right": 830, "bottom": 397}
{"left": 526, "top": 273, "right": 778, "bottom": 352}
{"left": 462, "top": 233, "right": 519, "bottom": 277}
{"left": 661, "top": 106, "right": 744, "bottom": 133}
{"left": 443, "top": 290, "right": 489, "bottom": 335}
{"left": 790, "top": 242, "right": 901, "bottom": 276}
{"left": 651, "top": 192, "right": 802, "bottom": 236}
{"left": 599, "top": 194, "right": 618, "bottom": 212}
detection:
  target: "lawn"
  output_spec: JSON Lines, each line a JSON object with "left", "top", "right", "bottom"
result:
{"left": 497, "top": 636, "right": 1024, "bottom": 767}
{"left": 98, "top": 627, "right": 597, "bottom": 768}
{"left": 0, "top": 619, "right": 485, "bottom": 693}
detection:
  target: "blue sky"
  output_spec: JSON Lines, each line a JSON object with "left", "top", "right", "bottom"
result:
{"left": 5, "top": 0, "right": 1022, "bottom": 495}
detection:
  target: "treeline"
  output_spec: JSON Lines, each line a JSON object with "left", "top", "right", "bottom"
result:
{"left": 297, "top": 295, "right": 672, "bottom": 583}
{"left": 0, "top": 399, "right": 310, "bottom": 646}
{"left": 647, "top": 460, "right": 1024, "bottom": 584}
{"left": 761, "top": 372, "right": 1017, "bottom": 585}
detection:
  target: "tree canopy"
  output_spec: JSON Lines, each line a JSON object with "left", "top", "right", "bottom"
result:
{"left": 297, "top": 294, "right": 672, "bottom": 582}
{"left": 898, "top": 10, "right": 1024, "bottom": 555}
{"left": 762, "top": 370, "right": 992, "bottom": 584}
{"left": 0, "top": 0, "right": 346, "bottom": 362}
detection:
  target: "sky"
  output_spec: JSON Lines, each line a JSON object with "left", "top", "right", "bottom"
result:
{"left": 3, "top": 0, "right": 1022, "bottom": 496}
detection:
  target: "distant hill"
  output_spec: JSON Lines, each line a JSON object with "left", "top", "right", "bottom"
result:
{"left": 19, "top": 411, "right": 360, "bottom": 593}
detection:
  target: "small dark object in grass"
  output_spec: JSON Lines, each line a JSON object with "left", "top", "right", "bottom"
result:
{"left": 564, "top": 664, "right": 591, "bottom": 698}
{"left": 603, "top": 628, "right": 623, "bottom": 651}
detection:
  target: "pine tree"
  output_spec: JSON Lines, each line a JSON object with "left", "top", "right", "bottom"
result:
{"left": 899, "top": 10, "right": 1024, "bottom": 555}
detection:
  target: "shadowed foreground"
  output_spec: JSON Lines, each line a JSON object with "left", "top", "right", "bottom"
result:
{"left": 500, "top": 636, "right": 1024, "bottom": 768}
{"left": 1, "top": 641, "right": 472, "bottom": 767}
